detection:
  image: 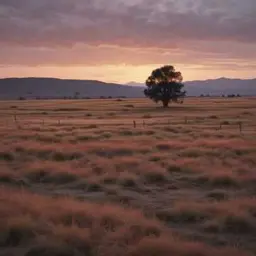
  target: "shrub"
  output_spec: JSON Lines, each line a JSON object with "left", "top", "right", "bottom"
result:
{"left": 120, "top": 177, "right": 137, "bottom": 188}
{"left": 144, "top": 172, "right": 168, "bottom": 184}
{"left": 101, "top": 133, "right": 112, "bottom": 139}
{"left": 120, "top": 130, "right": 134, "bottom": 136}
{"left": 143, "top": 114, "right": 152, "bottom": 119}
{"left": 124, "top": 104, "right": 135, "bottom": 108}
{"left": 210, "top": 176, "right": 239, "bottom": 188}
{"left": 86, "top": 124, "right": 97, "bottom": 129}
{"left": 209, "top": 115, "right": 218, "bottom": 119}
{"left": 222, "top": 215, "right": 255, "bottom": 233}
{"left": 149, "top": 156, "right": 161, "bottom": 162}
{"left": 52, "top": 152, "right": 83, "bottom": 162}
{"left": 207, "top": 190, "right": 228, "bottom": 201}
{"left": 0, "top": 152, "right": 15, "bottom": 162}
{"left": 156, "top": 144, "right": 171, "bottom": 151}
{"left": 87, "top": 183, "right": 102, "bottom": 192}
{"left": 157, "top": 209, "right": 208, "bottom": 224}
{"left": 167, "top": 164, "right": 183, "bottom": 173}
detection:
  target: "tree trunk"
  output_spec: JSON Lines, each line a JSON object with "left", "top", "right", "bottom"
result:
{"left": 162, "top": 99, "right": 170, "bottom": 108}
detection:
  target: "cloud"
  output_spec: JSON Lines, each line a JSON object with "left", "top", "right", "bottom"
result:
{"left": 0, "top": 0, "right": 255, "bottom": 48}
{"left": 0, "top": 0, "right": 256, "bottom": 80}
{"left": 0, "top": 41, "right": 255, "bottom": 68}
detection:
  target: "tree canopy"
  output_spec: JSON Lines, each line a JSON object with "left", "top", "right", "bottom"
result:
{"left": 144, "top": 65, "right": 186, "bottom": 107}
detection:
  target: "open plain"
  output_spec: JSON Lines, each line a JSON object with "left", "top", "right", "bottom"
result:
{"left": 0, "top": 97, "right": 256, "bottom": 256}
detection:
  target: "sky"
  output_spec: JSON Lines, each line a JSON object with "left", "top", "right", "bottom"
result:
{"left": 0, "top": 0, "right": 256, "bottom": 83}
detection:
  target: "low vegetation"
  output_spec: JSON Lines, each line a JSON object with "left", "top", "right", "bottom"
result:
{"left": 0, "top": 97, "right": 255, "bottom": 255}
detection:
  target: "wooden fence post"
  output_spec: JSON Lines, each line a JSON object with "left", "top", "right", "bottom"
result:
{"left": 13, "top": 113, "right": 21, "bottom": 129}
{"left": 238, "top": 121, "right": 242, "bottom": 133}
{"left": 14, "top": 113, "right": 17, "bottom": 123}
{"left": 133, "top": 120, "right": 136, "bottom": 128}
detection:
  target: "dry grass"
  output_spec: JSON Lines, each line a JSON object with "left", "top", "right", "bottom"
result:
{"left": 0, "top": 97, "right": 256, "bottom": 255}
{"left": 157, "top": 198, "right": 256, "bottom": 226}
{"left": 0, "top": 188, "right": 252, "bottom": 256}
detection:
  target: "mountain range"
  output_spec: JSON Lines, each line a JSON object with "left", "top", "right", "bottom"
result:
{"left": 128, "top": 78, "right": 256, "bottom": 97}
{"left": 0, "top": 78, "right": 143, "bottom": 100}
{"left": 0, "top": 77, "right": 255, "bottom": 100}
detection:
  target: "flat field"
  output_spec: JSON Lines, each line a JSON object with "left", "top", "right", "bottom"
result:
{"left": 0, "top": 97, "right": 256, "bottom": 256}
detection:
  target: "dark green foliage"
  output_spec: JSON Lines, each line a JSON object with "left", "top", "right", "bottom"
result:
{"left": 144, "top": 65, "right": 186, "bottom": 107}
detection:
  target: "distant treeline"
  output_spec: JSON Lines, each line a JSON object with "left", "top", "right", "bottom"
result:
{"left": 17, "top": 94, "right": 245, "bottom": 101}
{"left": 200, "top": 94, "right": 242, "bottom": 98}
{"left": 17, "top": 96, "right": 128, "bottom": 100}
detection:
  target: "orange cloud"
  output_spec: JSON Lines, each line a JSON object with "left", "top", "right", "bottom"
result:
{"left": 0, "top": 0, "right": 256, "bottom": 82}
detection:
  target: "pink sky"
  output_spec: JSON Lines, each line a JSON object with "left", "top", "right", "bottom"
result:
{"left": 0, "top": 0, "right": 256, "bottom": 83}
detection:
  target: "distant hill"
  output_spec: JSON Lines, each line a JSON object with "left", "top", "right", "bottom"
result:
{"left": 0, "top": 77, "right": 255, "bottom": 100}
{"left": 128, "top": 78, "right": 256, "bottom": 96}
{"left": 185, "top": 78, "right": 256, "bottom": 96}
{"left": 0, "top": 78, "right": 144, "bottom": 100}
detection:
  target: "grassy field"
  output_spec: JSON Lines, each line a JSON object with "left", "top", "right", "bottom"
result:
{"left": 0, "top": 97, "right": 256, "bottom": 256}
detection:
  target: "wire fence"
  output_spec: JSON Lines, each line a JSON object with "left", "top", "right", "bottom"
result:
{"left": 1, "top": 113, "right": 255, "bottom": 135}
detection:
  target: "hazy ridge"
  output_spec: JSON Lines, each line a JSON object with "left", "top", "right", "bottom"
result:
{"left": 0, "top": 77, "right": 255, "bottom": 99}
{"left": 128, "top": 78, "right": 256, "bottom": 97}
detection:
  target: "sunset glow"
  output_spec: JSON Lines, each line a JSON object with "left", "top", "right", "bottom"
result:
{"left": 0, "top": 0, "right": 256, "bottom": 83}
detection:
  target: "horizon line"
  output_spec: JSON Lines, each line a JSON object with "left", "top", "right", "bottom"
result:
{"left": 0, "top": 76, "right": 255, "bottom": 85}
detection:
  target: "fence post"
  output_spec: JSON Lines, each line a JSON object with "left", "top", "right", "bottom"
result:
{"left": 133, "top": 120, "right": 136, "bottom": 128}
{"left": 143, "top": 120, "right": 145, "bottom": 127}
{"left": 14, "top": 113, "right": 17, "bottom": 123}
{"left": 13, "top": 113, "right": 21, "bottom": 129}
{"left": 238, "top": 121, "right": 242, "bottom": 133}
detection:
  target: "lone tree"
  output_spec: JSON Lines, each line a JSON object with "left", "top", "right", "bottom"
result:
{"left": 144, "top": 65, "right": 186, "bottom": 107}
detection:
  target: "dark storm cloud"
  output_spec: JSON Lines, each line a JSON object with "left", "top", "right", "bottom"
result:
{"left": 0, "top": 0, "right": 255, "bottom": 48}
